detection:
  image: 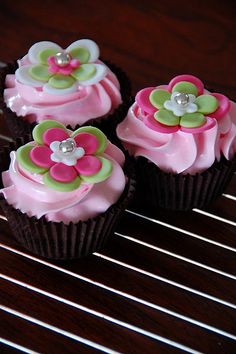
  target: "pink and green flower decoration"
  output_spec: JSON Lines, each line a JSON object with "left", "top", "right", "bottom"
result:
{"left": 16, "top": 120, "right": 113, "bottom": 191}
{"left": 15, "top": 39, "right": 107, "bottom": 94}
{"left": 136, "top": 75, "right": 230, "bottom": 134}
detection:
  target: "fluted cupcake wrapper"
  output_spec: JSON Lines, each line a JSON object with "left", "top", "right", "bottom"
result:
{"left": 0, "top": 138, "right": 136, "bottom": 259}
{"left": 134, "top": 156, "right": 236, "bottom": 211}
{"left": 0, "top": 60, "right": 132, "bottom": 141}
{"left": 0, "top": 195, "right": 130, "bottom": 259}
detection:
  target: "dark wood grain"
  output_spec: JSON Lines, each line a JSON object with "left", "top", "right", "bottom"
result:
{"left": 0, "top": 213, "right": 235, "bottom": 304}
{"left": 0, "top": 279, "right": 183, "bottom": 354}
{"left": 0, "top": 220, "right": 236, "bottom": 347}
{"left": 0, "top": 309, "right": 97, "bottom": 354}
{"left": 129, "top": 187, "right": 236, "bottom": 248}
{"left": 203, "top": 196, "right": 236, "bottom": 222}
{"left": 117, "top": 212, "right": 236, "bottom": 274}
{"left": 0, "top": 225, "right": 235, "bottom": 335}
{"left": 0, "top": 344, "right": 29, "bottom": 354}
{"left": 99, "top": 236, "right": 236, "bottom": 301}
{"left": 0, "top": 0, "right": 236, "bottom": 98}
{"left": 0, "top": 0, "right": 236, "bottom": 353}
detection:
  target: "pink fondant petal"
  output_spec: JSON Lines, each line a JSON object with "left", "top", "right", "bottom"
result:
{"left": 74, "top": 133, "right": 99, "bottom": 154}
{"left": 48, "top": 64, "right": 59, "bottom": 74}
{"left": 58, "top": 65, "right": 73, "bottom": 75}
{"left": 50, "top": 163, "right": 77, "bottom": 182}
{"left": 207, "top": 93, "right": 231, "bottom": 119}
{"left": 168, "top": 75, "right": 204, "bottom": 95}
{"left": 48, "top": 56, "right": 59, "bottom": 73}
{"left": 75, "top": 156, "right": 102, "bottom": 176}
{"left": 180, "top": 117, "right": 216, "bottom": 134}
{"left": 30, "top": 146, "right": 55, "bottom": 168}
{"left": 143, "top": 114, "right": 179, "bottom": 134}
{"left": 70, "top": 59, "right": 80, "bottom": 68}
{"left": 135, "top": 87, "right": 157, "bottom": 114}
{"left": 48, "top": 56, "right": 55, "bottom": 65}
{"left": 43, "top": 128, "right": 69, "bottom": 146}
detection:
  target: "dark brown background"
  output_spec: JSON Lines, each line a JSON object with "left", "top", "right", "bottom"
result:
{"left": 0, "top": 1, "right": 236, "bottom": 353}
{"left": 0, "top": 0, "right": 236, "bottom": 97}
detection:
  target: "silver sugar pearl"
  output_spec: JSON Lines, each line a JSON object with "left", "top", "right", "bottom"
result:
{"left": 59, "top": 138, "right": 76, "bottom": 154}
{"left": 54, "top": 52, "right": 71, "bottom": 67}
{"left": 174, "top": 93, "right": 189, "bottom": 106}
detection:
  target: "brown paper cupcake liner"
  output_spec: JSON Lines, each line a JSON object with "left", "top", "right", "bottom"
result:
{"left": 133, "top": 156, "right": 236, "bottom": 211}
{"left": 0, "top": 60, "right": 132, "bottom": 141}
{"left": 0, "top": 138, "right": 136, "bottom": 259}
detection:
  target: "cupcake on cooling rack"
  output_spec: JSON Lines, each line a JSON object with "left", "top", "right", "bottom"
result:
{"left": 117, "top": 74, "right": 236, "bottom": 211}
{"left": 0, "top": 39, "right": 131, "bottom": 138}
{"left": 0, "top": 120, "right": 135, "bottom": 259}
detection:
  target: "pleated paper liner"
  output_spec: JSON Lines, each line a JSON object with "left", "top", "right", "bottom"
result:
{"left": 132, "top": 155, "right": 236, "bottom": 211}
{"left": 0, "top": 137, "right": 136, "bottom": 260}
{"left": 0, "top": 60, "right": 132, "bottom": 141}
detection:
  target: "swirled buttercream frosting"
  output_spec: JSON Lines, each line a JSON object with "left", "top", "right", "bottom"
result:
{"left": 1, "top": 120, "right": 126, "bottom": 223}
{"left": 117, "top": 75, "right": 236, "bottom": 174}
{"left": 4, "top": 39, "right": 122, "bottom": 127}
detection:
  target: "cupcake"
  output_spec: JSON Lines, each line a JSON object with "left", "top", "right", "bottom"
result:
{"left": 117, "top": 75, "right": 236, "bottom": 211}
{"left": 0, "top": 120, "right": 135, "bottom": 259}
{"left": 0, "top": 39, "right": 131, "bottom": 139}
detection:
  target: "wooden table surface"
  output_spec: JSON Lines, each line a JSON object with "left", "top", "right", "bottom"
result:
{"left": 0, "top": 1, "right": 236, "bottom": 353}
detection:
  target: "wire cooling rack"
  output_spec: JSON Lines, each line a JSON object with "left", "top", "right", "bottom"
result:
{"left": 0, "top": 115, "right": 235, "bottom": 354}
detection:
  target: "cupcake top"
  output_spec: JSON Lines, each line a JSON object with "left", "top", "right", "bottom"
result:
{"left": 117, "top": 74, "right": 236, "bottom": 174}
{"left": 4, "top": 39, "right": 122, "bottom": 127}
{"left": 1, "top": 120, "right": 126, "bottom": 223}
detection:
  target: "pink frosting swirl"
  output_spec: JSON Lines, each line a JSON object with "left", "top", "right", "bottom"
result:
{"left": 1, "top": 142, "right": 126, "bottom": 224}
{"left": 117, "top": 96, "right": 236, "bottom": 175}
{"left": 4, "top": 58, "right": 122, "bottom": 128}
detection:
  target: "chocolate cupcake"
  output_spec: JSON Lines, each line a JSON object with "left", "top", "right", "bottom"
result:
{"left": 0, "top": 120, "right": 135, "bottom": 259}
{"left": 0, "top": 39, "right": 131, "bottom": 140}
{"left": 117, "top": 75, "right": 236, "bottom": 211}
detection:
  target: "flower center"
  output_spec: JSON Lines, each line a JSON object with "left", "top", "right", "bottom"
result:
{"left": 59, "top": 138, "right": 76, "bottom": 154}
{"left": 54, "top": 52, "right": 71, "bottom": 67}
{"left": 174, "top": 93, "right": 189, "bottom": 106}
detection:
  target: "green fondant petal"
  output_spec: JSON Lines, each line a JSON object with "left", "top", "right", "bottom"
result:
{"left": 172, "top": 81, "right": 198, "bottom": 96}
{"left": 16, "top": 144, "right": 48, "bottom": 174}
{"left": 71, "top": 64, "right": 96, "bottom": 81}
{"left": 72, "top": 126, "right": 107, "bottom": 154}
{"left": 154, "top": 109, "right": 180, "bottom": 126}
{"left": 48, "top": 74, "right": 76, "bottom": 89}
{"left": 29, "top": 65, "right": 52, "bottom": 82}
{"left": 69, "top": 47, "right": 90, "bottom": 64}
{"left": 80, "top": 157, "right": 112, "bottom": 183}
{"left": 38, "top": 48, "right": 59, "bottom": 64}
{"left": 43, "top": 172, "right": 81, "bottom": 192}
{"left": 33, "top": 120, "right": 67, "bottom": 145}
{"left": 149, "top": 89, "right": 171, "bottom": 109}
{"left": 195, "top": 94, "right": 218, "bottom": 114}
{"left": 180, "top": 112, "right": 206, "bottom": 128}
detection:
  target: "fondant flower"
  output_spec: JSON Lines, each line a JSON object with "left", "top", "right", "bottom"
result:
{"left": 16, "top": 120, "right": 113, "bottom": 191}
{"left": 164, "top": 92, "right": 198, "bottom": 117}
{"left": 136, "top": 75, "right": 230, "bottom": 134}
{"left": 15, "top": 40, "right": 108, "bottom": 95}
